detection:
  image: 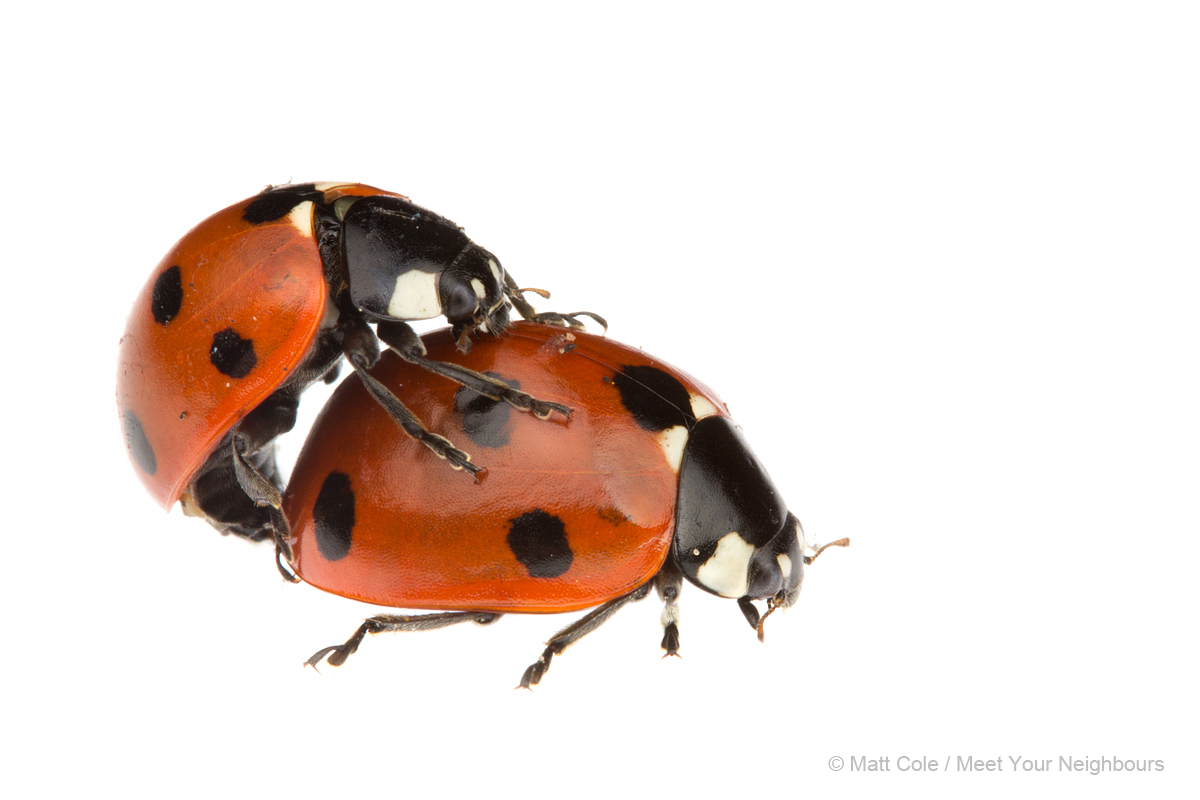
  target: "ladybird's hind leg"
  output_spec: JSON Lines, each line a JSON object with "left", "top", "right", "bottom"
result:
{"left": 306, "top": 612, "right": 502, "bottom": 669}
{"left": 183, "top": 440, "right": 277, "bottom": 542}
{"left": 518, "top": 582, "right": 653, "bottom": 689}
{"left": 338, "top": 317, "right": 483, "bottom": 479}
{"left": 375, "top": 320, "right": 572, "bottom": 420}
{"left": 502, "top": 273, "right": 608, "bottom": 331}
{"left": 227, "top": 391, "right": 304, "bottom": 573}
{"left": 227, "top": 339, "right": 346, "bottom": 573}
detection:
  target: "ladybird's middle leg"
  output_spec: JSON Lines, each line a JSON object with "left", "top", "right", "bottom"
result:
{"left": 518, "top": 582, "right": 653, "bottom": 689}
{"left": 338, "top": 317, "right": 483, "bottom": 479}
{"left": 375, "top": 320, "right": 571, "bottom": 420}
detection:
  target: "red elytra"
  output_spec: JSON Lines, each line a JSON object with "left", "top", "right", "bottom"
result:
{"left": 282, "top": 322, "right": 730, "bottom": 613}
{"left": 116, "top": 182, "right": 401, "bottom": 510}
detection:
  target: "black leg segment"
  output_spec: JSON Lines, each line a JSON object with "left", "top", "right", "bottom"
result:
{"left": 655, "top": 558, "right": 683, "bottom": 657}
{"left": 230, "top": 425, "right": 296, "bottom": 574}
{"left": 501, "top": 273, "right": 608, "bottom": 331}
{"left": 340, "top": 316, "right": 483, "bottom": 479}
{"left": 518, "top": 582, "right": 653, "bottom": 689}
{"left": 307, "top": 611, "right": 502, "bottom": 669}
{"left": 375, "top": 320, "right": 572, "bottom": 420}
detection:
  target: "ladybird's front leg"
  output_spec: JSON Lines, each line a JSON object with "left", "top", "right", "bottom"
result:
{"left": 375, "top": 320, "right": 572, "bottom": 421}
{"left": 307, "top": 611, "right": 501, "bottom": 669}
{"left": 502, "top": 272, "right": 608, "bottom": 331}
{"left": 655, "top": 558, "right": 684, "bottom": 657}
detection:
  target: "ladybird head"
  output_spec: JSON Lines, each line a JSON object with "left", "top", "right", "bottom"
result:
{"left": 745, "top": 511, "right": 808, "bottom": 608}
{"left": 672, "top": 416, "right": 807, "bottom": 609}
{"left": 440, "top": 245, "right": 511, "bottom": 345}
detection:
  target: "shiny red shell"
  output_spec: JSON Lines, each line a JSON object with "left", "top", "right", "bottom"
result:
{"left": 116, "top": 183, "right": 400, "bottom": 508}
{"left": 282, "top": 322, "right": 730, "bottom": 613}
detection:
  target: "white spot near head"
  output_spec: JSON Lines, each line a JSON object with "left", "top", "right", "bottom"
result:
{"left": 696, "top": 532, "right": 754, "bottom": 598}
{"left": 689, "top": 392, "right": 721, "bottom": 421}
{"left": 332, "top": 197, "right": 357, "bottom": 221}
{"left": 776, "top": 553, "right": 792, "bottom": 582}
{"left": 656, "top": 425, "right": 689, "bottom": 473}
{"left": 470, "top": 278, "right": 487, "bottom": 299}
{"left": 286, "top": 201, "right": 314, "bottom": 237}
{"left": 387, "top": 270, "right": 442, "bottom": 320}
{"left": 488, "top": 258, "right": 503, "bottom": 283}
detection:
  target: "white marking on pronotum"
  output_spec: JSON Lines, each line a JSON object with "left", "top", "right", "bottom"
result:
{"left": 488, "top": 258, "right": 503, "bottom": 283}
{"left": 689, "top": 392, "right": 721, "bottom": 421}
{"left": 656, "top": 425, "right": 688, "bottom": 473}
{"left": 286, "top": 201, "right": 315, "bottom": 237}
{"left": 696, "top": 532, "right": 755, "bottom": 597}
{"left": 470, "top": 278, "right": 487, "bottom": 299}
{"left": 387, "top": 271, "right": 441, "bottom": 319}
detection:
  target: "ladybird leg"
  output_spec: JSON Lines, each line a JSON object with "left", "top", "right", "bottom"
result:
{"left": 230, "top": 429, "right": 295, "bottom": 570}
{"left": 737, "top": 597, "right": 761, "bottom": 630}
{"left": 183, "top": 439, "right": 279, "bottom": 542}
{"left": 375, "top": 320, "right": 571, "bottom": 421}
{"left": 526, "top": 310, "right": 609, "bottom": 330}
{"left": 228, "top": 393, "right": 304, "bottom": 569}
{"left": 339, "top": 317, "right": 483, "bottom": 479}
{"left": 501, "top": 274, "right": 608, "bottom": 331}
{"left": 655, "top": 558, "right": 684, "bottom": 658}
{"left": 306, "top": 612, "right": 501, "bottom": 669}
{"left": 518, "top": 582, "right": 653, "bottom": 689}
{"left": 353, "top": 363, "right": 483, "bottom": 479}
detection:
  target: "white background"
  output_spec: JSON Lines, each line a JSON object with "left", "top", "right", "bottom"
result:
{"left": 5, "top": 2, "right": 1197, "bottom": 798}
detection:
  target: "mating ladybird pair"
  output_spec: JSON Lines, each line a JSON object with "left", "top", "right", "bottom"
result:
{"left": 117, "top": 182, "right": 846, "bottom": 687}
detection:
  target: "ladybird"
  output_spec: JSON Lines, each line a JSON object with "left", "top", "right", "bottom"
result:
{"left": 117, "top": 182, "right": 596, "bottom": 557}
{"left": 284, "top": 322, "right": 847, "bottom": 686}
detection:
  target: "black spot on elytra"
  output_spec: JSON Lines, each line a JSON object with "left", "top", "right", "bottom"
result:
{"left": 507, "top": 509, "right": 573, "bottom": 578}
{"left": 454, "top": 373, "right": 518, "bottom": 448}
{"left": 210, "top": 328, "right": 257, "bottom": 378}
{"left": 612, "top": 365, "right": 696, "bottom": 432}
{"left": 313, "top": 471, "right": 355, "bottom": 561}
{"left": 242, "top": 183, "right": 321, "bottom": 224}
{"left": 123, "top": 410, "right": 156, "bottom": 475}
{"left": 151, "top": 265, "right": 183, "bottom": 325}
